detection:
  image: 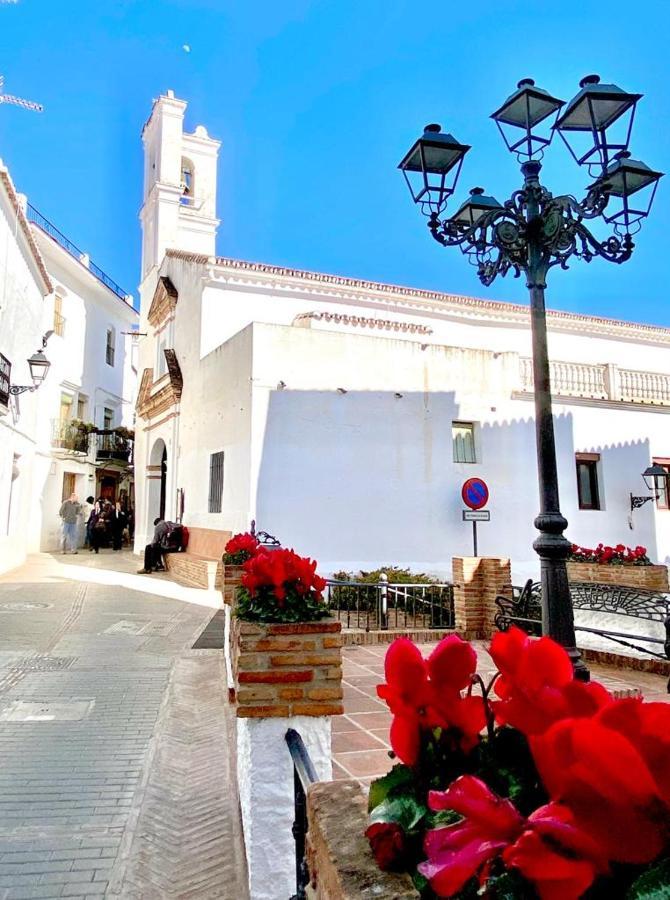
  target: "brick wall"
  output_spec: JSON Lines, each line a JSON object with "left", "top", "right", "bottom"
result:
{"left": 223, "top": 564, "right": 245, "bottom": 606}
{"left": 165, "top": 553, "right": 222, "bottom": 589}
{"left": 305, "top": 781, "right": 418, "bottom": 899}
{"left": 452, "top": 557, "right": 511, "bottom": 638}
{"left": 567, "top": 562, "right": 669, "bottom": 591}
{"left": 231, "top": 619, "right": 344, "bottom": 718}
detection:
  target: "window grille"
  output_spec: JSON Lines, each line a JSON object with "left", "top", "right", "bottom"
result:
{"left": 208, "top": 451, "right": 224, "bottom": 513}
{"left": 106, "top": 329, "right": 115, "bottom": 366}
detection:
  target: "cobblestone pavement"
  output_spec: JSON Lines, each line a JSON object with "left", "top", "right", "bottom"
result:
{"left": 0, "top": 552, "right": 248, "bottom": 900}
{"left": 335, "top": 640, "right": 670, "bottom": 785}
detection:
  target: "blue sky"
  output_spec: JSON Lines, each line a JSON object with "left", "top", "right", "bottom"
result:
{"left": 1, "top": 0, "right": 668, "bottom": 323}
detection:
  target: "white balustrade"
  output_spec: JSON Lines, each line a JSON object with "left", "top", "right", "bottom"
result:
{"left": 518, "top": 359, "right": 670, "bottom": 405}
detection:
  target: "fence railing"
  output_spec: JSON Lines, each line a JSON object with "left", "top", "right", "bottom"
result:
{"left": 519, "top": 358, "right": 670, "bottom": 406}
{"left": 95, "top": 430, "right": 132, "bottom": 463}
{"left": 325, "top": 576, "right": 454, "bottom": 631}
{"left": 27, "top": 203, "right": 129, "bottom": 301}
{"left": 285, "top": 728, "right": 318, "bottom": 900}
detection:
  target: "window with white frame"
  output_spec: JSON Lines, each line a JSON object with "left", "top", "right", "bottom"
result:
{"left": 452, "top": 422, "right": 477, "bottom": 464}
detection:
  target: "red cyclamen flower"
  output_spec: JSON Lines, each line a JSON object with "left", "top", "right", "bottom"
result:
{"left": 489, "top": 626, "right": 611, "bottom": 736}
{"left": 419, "top": 776, "right": 604, "bottom": 899}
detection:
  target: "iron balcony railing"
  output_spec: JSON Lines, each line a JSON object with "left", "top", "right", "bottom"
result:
{"left": 285, "top": 728, "right": 318, "bottom": 900}
{"left": 51, "top": 420, "right": 90, "bottom": 454}
{"left": 95, "top": 430, "right": 132, "bottom": 463}
{"left": 27, "top": 204, "right": 129, "bottom": 301}
{"left": 325, "top": 577, "right": 454, "bottom": 631}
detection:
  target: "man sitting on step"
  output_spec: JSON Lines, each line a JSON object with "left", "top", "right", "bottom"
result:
{"left": 137, "top": 518, "right": 169, "bottom": 574}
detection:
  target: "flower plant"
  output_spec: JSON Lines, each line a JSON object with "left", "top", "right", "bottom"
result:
{"left": 235, "top": 547, "right": 329, "bottom": 623}
{"left": 569, "top": 543, "right": 650, "bottom": 566}
{"left": 366, "top": 629, "right": 670, "bottom": 898}
{"left": 223, "top": 531, "right": 261, "bottom": 565}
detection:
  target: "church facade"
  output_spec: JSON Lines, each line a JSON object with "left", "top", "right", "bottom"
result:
{"left": 134, "top": 92, "right": 670, "bottom": 580}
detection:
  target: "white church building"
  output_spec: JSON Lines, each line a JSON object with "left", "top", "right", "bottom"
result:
{"left": 134, "top": 91, "right": 670, "bottom": 581}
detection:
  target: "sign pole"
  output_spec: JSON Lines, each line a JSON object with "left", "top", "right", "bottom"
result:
{"left": 472, "top": 520, "right": 478, "bottom": 557}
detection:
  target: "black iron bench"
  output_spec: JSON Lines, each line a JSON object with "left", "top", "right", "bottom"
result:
{"left": 495, "top": 579, "right": 670, "bottom": 690}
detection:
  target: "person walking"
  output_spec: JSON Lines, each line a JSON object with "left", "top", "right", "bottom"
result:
{"left": 59, "top": 493, "right": 82, "bottom": 554}
{"left": 137, "top": 518, "right": 169, "bottom": 574}
{"left": 111, "top": 501, "right": 127, "bottom": 551}
{"left": 89, "top": 501, "right": 104, "bottom": 554}
{"left": 83, "top": 495, "right": 95, "bottom": 549}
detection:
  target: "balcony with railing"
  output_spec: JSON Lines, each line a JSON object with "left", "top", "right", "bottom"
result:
{"left": 27, "top": 204, "right": 129, "bottom": 301}
{"left": 95, "top": 430, "right": 132, "bottom": 464}
{"left": 51, "top": 420, "right": 90, "bottom": 454}
{"left": 518, "top": 358, "right": 670, "bottom": 407}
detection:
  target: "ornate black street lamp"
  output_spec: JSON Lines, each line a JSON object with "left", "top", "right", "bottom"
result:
{"left": 9, "top": 348, "right": 51, "bottom": 395}
{"left": 399, "top": 75, "right": 663, "bottom": 679}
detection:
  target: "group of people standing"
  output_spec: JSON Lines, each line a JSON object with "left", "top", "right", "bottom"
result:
{"left": 58, "top": 493, "right": 134, "bottom": 554}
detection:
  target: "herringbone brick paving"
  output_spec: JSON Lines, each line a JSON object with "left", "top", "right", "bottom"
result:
{"left": 0, "top": 552, "right": 247, "bottom": 899}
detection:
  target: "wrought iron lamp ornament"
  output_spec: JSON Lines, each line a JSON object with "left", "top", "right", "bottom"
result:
{"left": 631, "top": 464, "right": 670, "bottom": 511}
{"left": 399, "top": 75, "right": 663, "bottom": 680}
{"left": 9, "top": 348, "right": 51, "bottom": 396}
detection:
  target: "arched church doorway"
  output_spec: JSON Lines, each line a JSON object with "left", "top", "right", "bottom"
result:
{"left": 159, "top": 446, "right": 167, "bottom": 520}
{"left": 147, "top": 438, "right": 168, "bottom": 534}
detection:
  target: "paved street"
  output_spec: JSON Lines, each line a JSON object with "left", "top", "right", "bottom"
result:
{"left": 0, "top": 552, "right": 247, "bottom": 900}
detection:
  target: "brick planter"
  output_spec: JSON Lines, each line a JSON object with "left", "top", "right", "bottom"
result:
{"left": 223, "top": 564, "right": 245, "bottom": 606}
{"left": 567, "top": 561, "right": 668, "bottom": 591}
{"left": 231, "top": 618, "right": 344, "bottom": 718}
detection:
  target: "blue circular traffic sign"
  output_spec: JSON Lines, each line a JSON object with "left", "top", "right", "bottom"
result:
{"left": 462, "top": 478, "right": 489, "bottom": 510}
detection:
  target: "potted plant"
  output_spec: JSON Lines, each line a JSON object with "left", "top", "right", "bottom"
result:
{"left": 365, "top": 630, "right": 670, "bottom": 898}
{"left": 222, "top": 531, "right": 261, "bottom": 606}
{"left": 231, "top": 547, "right": 342, "bottom": 718}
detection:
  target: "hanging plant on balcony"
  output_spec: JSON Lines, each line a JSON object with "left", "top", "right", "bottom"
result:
{"left": 365, "top": 629, "right": 670, "bottom": 898}
{"left": 235, "top": 547, "right": 329, "bottom": 623}
{"left": 70, "top": 419, "right": 97, "bottom": 434}
{"left": 112, "top": 426, "right": 135, "bottom": 441}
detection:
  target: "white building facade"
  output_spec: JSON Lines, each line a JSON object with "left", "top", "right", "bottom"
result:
{"left": 0, "top": 162, "right": 53, "bottom": 573}
{"left": 28, "top": 209, "right": 138, "bottom": 551}
{"left": 134, "top": 93, "right": 670, "bottom": 581}
{"left": 0, "top": 157, "right": 138, "bottom": 574}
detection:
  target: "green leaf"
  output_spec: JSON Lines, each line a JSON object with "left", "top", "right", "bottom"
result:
{"left": 369, "top": 795, "right": 427, "bottom": 833}
{"left": 627, "top": 859, "right": 670, "bottom": 899}
{"left": 368, "top": 765, "right": 414, "bottom": 812}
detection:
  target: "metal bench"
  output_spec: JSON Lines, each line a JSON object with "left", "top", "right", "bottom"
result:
{"left": 495, "top": 579, "right": 670, "bottom": 690}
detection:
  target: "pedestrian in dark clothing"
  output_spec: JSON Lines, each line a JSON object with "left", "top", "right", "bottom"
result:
{"left": 137, "top": 518, "right": 169, "bottom": 574}
{"left": 89, "top": 502, "right": 105, "bottom": 554}
{"left": 111, "top": 502, "right": 127, "bottom": 551}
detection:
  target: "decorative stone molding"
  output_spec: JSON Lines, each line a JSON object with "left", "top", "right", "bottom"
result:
{"left": 147, "top": 276, "right": 178, "bottom": 326}
{"left": 136, "top": 353, "right": 183, "bottom": 420}
{"left": 453, "top": 556, "right": 512, "bottom": 638}
{"left": 294, "top": 310, "right": 433, "bottom": 335}
{"left": 231, "top": 619, "right": 344, "bottom": 719}
{"left": 567, "top": 562, "right": 669, "bottom": 592}
{"left": 305, "top": 780, "right": 418, "bottom": 899}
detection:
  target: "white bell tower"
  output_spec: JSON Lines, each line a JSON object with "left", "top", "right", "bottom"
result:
{"left": 139, "top": 90, "right": 221, "bottom": 282}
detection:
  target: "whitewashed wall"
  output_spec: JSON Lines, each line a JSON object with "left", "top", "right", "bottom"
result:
{"left": 0, "top": 174, "right": 49, "bottom": 574}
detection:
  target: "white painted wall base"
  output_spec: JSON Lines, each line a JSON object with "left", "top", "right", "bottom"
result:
{"left": 237, "top": 715, "right": 332, "bottom": 900}
{"left": 223, "top": 605, "right": 234, "bottom": 695}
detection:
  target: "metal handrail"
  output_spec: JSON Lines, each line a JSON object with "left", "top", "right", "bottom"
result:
{"left": 285, "top": 729, "right": 318, "bottom": 900}
{"left": 27, "top": 203, "right": 128, "bottom": 300}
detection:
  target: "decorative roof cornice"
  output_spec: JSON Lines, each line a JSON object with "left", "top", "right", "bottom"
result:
{"left": 294, "top": 311, "right": 433, "bottom": 335}
{"left": 0, "top": 168, "right": 52, "bottom": 295}
{"left": 147, "top": 276, "right": 178, "bottom": 327}
{"left": 162, "top": 249, "right": 670, "bottom": 344}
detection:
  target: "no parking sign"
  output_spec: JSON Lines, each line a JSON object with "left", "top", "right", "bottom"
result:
{"left": 461, "top": 478, "right": 490, "bottom": 555}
